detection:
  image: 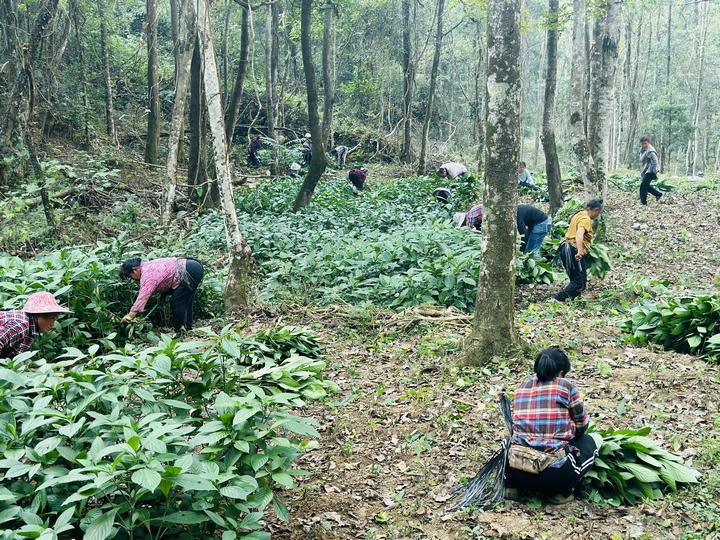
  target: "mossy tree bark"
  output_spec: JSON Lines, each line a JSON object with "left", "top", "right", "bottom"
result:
{"left": 196, "top": 0, "right": 254, "bottom": 312}
{"left": 464, "top": 0, "right": 521, "bottom": 365}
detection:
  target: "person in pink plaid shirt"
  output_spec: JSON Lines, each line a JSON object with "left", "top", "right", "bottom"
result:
{"left": 120, "top": 257, "right": 204, "bottom": 332}
{"left": 0, "top": 292, "right": 71, "bottom": 358}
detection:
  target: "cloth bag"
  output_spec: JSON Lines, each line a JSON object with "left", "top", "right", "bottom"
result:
{"left": 508, "top": 443, "right": 565, "bottom": 474}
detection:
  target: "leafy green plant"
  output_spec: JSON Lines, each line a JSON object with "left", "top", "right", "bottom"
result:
{"left": 621, "top": 294, "right": 720, "bottom": 361}
{"left": 581, "top": 425, "right": 700, "bottom": 506}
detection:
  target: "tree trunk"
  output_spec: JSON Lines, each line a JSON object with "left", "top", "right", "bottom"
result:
{"left": 265, "top": 1, "right": 280, "bottom": 173}
{"left": 532, "top": 36, "right": 546, "bottom": 167}
{"left": 541, "top": 0, "right": 564, "bottom": 215}
{"left": 690, "top": 0, "right": 709, "bottom": 176}
{"left": 224, "top": 3, "right": 250, "bottom": 144}
{"left": 400, "top": 0, "right": 414, "bottom": 163}
{"left": 98, "top": 0, "right": 118, "bottom": 145}
{"left": 292, "top": 0, "right": 328, "bottom": 211}
{"left": 196, "top": 0, "right": 254, "bottom": 312}
{"left": 660, "top": 0, "right": 671, "bottom": 170}
{"left": 170, "top": 0, "right": 179, "bottom": 75}
{"left": 188, "top": 35, "right": 208, "bottom": 203}
{"left": 568, "top": 0, "right": 597, "bottom": 196}
{"left": 321, "top": 3, "right": 337, "bottom": 149}
{"left": 38, "top": 11, "right": 69, "bottom": 136}
{"left": 69, "top": 0, "right": 90, "bottom": 148}
{"left": 587, "top": 0, "right": 622, "bottom": 200}
{"left": 144, "top": 0, "right": 161, "bottom": 163}
{"left": 417, "top": 0, "right": 445, "bottom": 176}
{"left": 464, "top": 0, "right": 521, "bottom": 365}
{"left": 474, "top": 17, "right": 486, "bottom": 175}
{"left": 162, "top": 0, "right": 196, "bottom": 224}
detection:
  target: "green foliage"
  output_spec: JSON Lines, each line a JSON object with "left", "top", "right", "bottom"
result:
{"left": 621, "top": 294, "right": 720, "bottom": 361}
{"left": 0, "top": 326, "right": 336, "bottom": 538}
{"left": 581, "top": 425, "right": 700, "bottom": 506}
{"left": 608, "top": 172, "right": 677, "bottom": 193}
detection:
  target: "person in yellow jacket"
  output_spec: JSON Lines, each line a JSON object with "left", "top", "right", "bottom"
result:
{"left": 553, "top": 199, "right": 604, "bottom": 301}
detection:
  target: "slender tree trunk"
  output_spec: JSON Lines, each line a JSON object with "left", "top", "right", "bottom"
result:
{"left": 170, "top": 0, "right": 179, "bottom": 76}
{"left": 38, "top": 12, "right": 69, "bottom": 136}
{"left": 188, "top": 35, "right": 208, "bottom": 203}
{"left": 162, "top": 0, "right": 196, "bottom": 224}
{"left": 24, "top": 125, "right": 56, "bottom": 232}
{"left": 660, "top": 0, "right": 672, "bottom": 170}
{"left": 196, "top": 0, "right": 254, "bottom": 312}
{"left": 98, "top": 0, "right": 118, "bottom": 145}
{"left": 587, "top": 0, "right": 622, "bottom": 200}
{"left": 474, "top": 17, "right": 486, "bottom": 175}
{"left": 69, "top": 0, "right": 91, "bottom": 147}
{"left": 541, "top": 0, "right": 564, "bottom": 215}
{"left": 265, "top": 1, "right": 279, "bottom": 173}
{"left": 224, "top": 3, "right": 250, "bottom": 144}
{"left": 417, "top": 0, "right": 445, "bottom": 175}
{"left": 532, "top": 37, "right": 546, "bottom": 168}
{"left": 400, "top": 0, "right": 414, "bottom": 163}
{"left": 321, "top": 3, "right": 336, "bottom": 149}
{"left": 292, "top": 0, "right": 328, "bottom": 211}
{"left": 690, "top": 0, "right": 709, "bottom": 176}
{"left": 144, "top": 0, "right": 161, "bottom": 163}
{"left": 568, "top": 0, "right": 597, "bottom": 195}
{"left": 465, "top": 0, "right": 521, "bottom": 365}
{"left": 222, "top": 0, "right": 232, "bottom": 101}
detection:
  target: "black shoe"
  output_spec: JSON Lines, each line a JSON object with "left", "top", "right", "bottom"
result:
{"left": 655, "top": 193, "right": 663, "bottom": 201}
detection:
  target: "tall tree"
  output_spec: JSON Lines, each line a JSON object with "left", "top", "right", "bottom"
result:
{"left": 417, "top": 0, "right": 445, "bottom": 175}
{"left": 465, "top": 0, "right": 521, "bottom": 364}
{"left": 188, "top": 35, "right": 208, "bottom": 203}
{"left": 587, "top": 0, "right": 622, "bottom": 199}
{"left": 400, "top": 0, "right": 414, "bottom": 163}
{"left": 689, "top": 0, "right": 709, "bottom": 176}
{"left": 144, "top": 0, "right": 161, "bottom": 163}
{"left": 69, "top": 0, "right": 90, "bottom": 148}
{"left": 196, "top": 0, "right": 254, "bottom": 311}
{"left": 541, "top": 0, "right": 564, "bottom": 214}
{"left": 321, "top": 1, "right": 337, "bottom": 148}
{"left": 292, "top": 0, "right": 328, "bottom": 211}
{"left": 224, "top": 3, "right": 250, "bottom": 144}
{"left": 568, "top": 0, "right": 597, "bottom": 196}
{"left": 265, "top": 0, "right": 280, "bottom": 172}
{"left": 97, "top": 0, "right": 117, "bottom": 145}
{"left": 660, "top": 0, "right": 672, "bottom": 169}
{"left": 474, "top": 16, "right": 486, "bottom": 175}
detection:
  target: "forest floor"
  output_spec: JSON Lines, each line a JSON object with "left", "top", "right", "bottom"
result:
{"left": 247, "top": 186, "right": 720, "bottom": 540}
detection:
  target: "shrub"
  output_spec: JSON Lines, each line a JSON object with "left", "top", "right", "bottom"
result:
{"left": 581, "top": 425, "right": 700, "bottom": 506}
{"left": 0, "top": 325, "right": 336, "bottom": 538}
{"left": 621, "top": 294, "right": 720, "bottom": 361}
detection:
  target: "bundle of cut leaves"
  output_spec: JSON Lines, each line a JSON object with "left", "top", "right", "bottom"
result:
{"left": 580, "top": 425, "right": 701, "bottom": 506}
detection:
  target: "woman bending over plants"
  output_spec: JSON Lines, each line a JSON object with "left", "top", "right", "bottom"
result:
{"left": 120, "top": 257, "right": 204, "bottom": 332}
{"left": 506, "top": 347, "right": 598, "bottom": 504}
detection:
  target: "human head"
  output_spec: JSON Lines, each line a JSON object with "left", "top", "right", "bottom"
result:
{"left": 534, "top": 347, "right": 571, "bottom": 382}
{"left": 120, "top": 258, "right": 142, "bottom": 281}
{"left": 640, "top": 136, "right": 651, "bottom": 150}
{"left": 437, "top": 167, "right": 448, "bottom": 178}
{"left": 585, "top": 198, "right": 604, "bottom": 219}
{"left": 304, "top": 132, "right": 311, "bottom": 139}
{"left": 517, "top": 161, "right": 526, "bottom": 172}
{"left": 23, "top": 291, "right": 71, "bottom": 333}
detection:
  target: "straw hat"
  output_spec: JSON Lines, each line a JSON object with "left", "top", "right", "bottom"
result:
{"left": 23, "top": 292, "right": 71, "bottom": 314}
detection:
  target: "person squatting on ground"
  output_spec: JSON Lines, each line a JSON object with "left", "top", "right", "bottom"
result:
{"left": 248, "top": 135, "right": 261, "bottom": 167}
{"left": 433, "top": 187, "right": 452, "bottom": 205}
{"left": 517, "top": 204, "right": 552, "bottom": 254}
{"left": 639, "top": 136, "right": 662, "bottom": 205}
{"left": 436, "top": 162, "right": 467, "bottom": 179}
{"left": 505, "top": 348, "right": 598, "bottom": 504}
{"left": 517, "top": 161, "right": 537, "bottom": 189}
{"left": 462, "top": 203, "right": 483, "bottom": 230}
{"left": 120, "top": 257, "right": 204, "bottom": 332}
{"left": 553, "top": 199, "right": 603, "bottom": 301}
{"left": 331, "top": 145, "right": 348, "bottom": 169}
{"left": 348, "top": 167, "right": 367, "bottom": 192}
{"left": 0, "top": 292, "right": 71, "bottom": 358}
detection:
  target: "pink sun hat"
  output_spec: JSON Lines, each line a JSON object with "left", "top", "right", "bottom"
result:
{"left": 23, "top": 292, "right": 72, "bottom": 314}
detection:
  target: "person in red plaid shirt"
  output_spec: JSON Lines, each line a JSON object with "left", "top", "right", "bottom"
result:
{"left": 0, "top": 292, "right": 71, "bottom": 358}
{"left": 505, "top": 347, "right": 598, "bottom": 504}
{"left": 463, "top": 204, "right": 483, "bottom": 230}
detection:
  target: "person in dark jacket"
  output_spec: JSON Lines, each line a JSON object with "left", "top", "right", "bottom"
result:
{"left": 348, "top": 167, "right": 367, "bottom": 191}
{"left": 517, "top": 204, "right": 552, "bottom": 254}
{"left": 248, "top": 136, "right": 261, "bottom": 167}
{"left": 639, "top": 136, "right": 662, "bottom": 205}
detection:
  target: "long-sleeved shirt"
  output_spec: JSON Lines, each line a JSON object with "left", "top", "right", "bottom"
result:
{"left": 0, "top": 310, "right": 37, "bottom": 358}
{"left": 440, "top": 162, "right": 467, "bottom": 179}
{"left": 130, "top": 258, "right": 187, "bottom": 313}
{"left": 465, "top": 204, "right": 484, "bottom": 230}
{"left": 640, "top": 144, "right": 659, "bottom": 175}
{"left": 512, "top": 374, "right": 589, "bottom": 452}
{"left": 516, "top": 204, "right": 549, "bottom": 249}
{"left": 517, "top": 169, "right": 535, "bottom": 186}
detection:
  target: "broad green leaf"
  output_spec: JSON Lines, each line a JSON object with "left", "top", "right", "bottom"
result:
{"left": 83, "top": 509, "right": 117, "bottom": 540}
{"left": 131, "top": 468, "right": 161, "bottom": 492}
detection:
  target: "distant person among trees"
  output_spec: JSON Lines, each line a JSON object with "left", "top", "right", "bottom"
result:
{"left": 437, "top": 162, "right": 467, "bottom": 179}
{"left": 287, "top": 162, "right": 302, "bottom": 178}
{"left": 247, "top": 135, "right": 261, "bottom": 167}
{"left": 517, "top": 204, "right": 552, "bottom": 254}
{"left": 462, "top": 203, "right": 484, "bottom": 230}
{"left": 300, "top": 133, "right": 313, "bottom": 165}
{"left": 505, "top": 347, "right": 597, "bottom": 504}
{"left": 120, "top": 257, "right": 204, "bottom": 332}
{"left": 433, "top": 187, "right": 452, "bottom": 205}
{"left": 639, "top": 136, "right": 662, "bottom": 205}
{"left": 517, "top": 161, "right": 536, "bottom": 189}
{"left": 331, "top": 145, "right": 348, "bottom": 169}
{"left": 553, "top": 199, "right": 604, "bottom": 302}
{"left": 348, "top": 167, "right": 368, "bottom": 191}
{"left": 0, "top": 292, "right": 71, "bottom": 358}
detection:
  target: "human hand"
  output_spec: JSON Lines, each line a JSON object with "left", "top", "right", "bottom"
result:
{"left": 120, "top": 313, "right": 136, "bottom": 324}
{"left": 575, "top": 252, "right": 583, "bottom": 261}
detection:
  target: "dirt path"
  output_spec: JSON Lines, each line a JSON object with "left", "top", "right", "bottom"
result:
{"left": 258, "top": 186, "right": 720, "bottom": 540}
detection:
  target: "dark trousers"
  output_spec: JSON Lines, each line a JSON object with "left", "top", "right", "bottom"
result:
{"left": 506, "top": 434, "right": 598, "bottom": 496}
{"left": 171, "top": 259, "right": 204, "bottom": 332}
{"left": 555, "top": 245, "right": 587, "bottom": 301}
{"left": 248, "top": 151, "right": 260, "bottom": 167}
{"left": 640, "top": 172, "right": 662, "bottom": 204}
